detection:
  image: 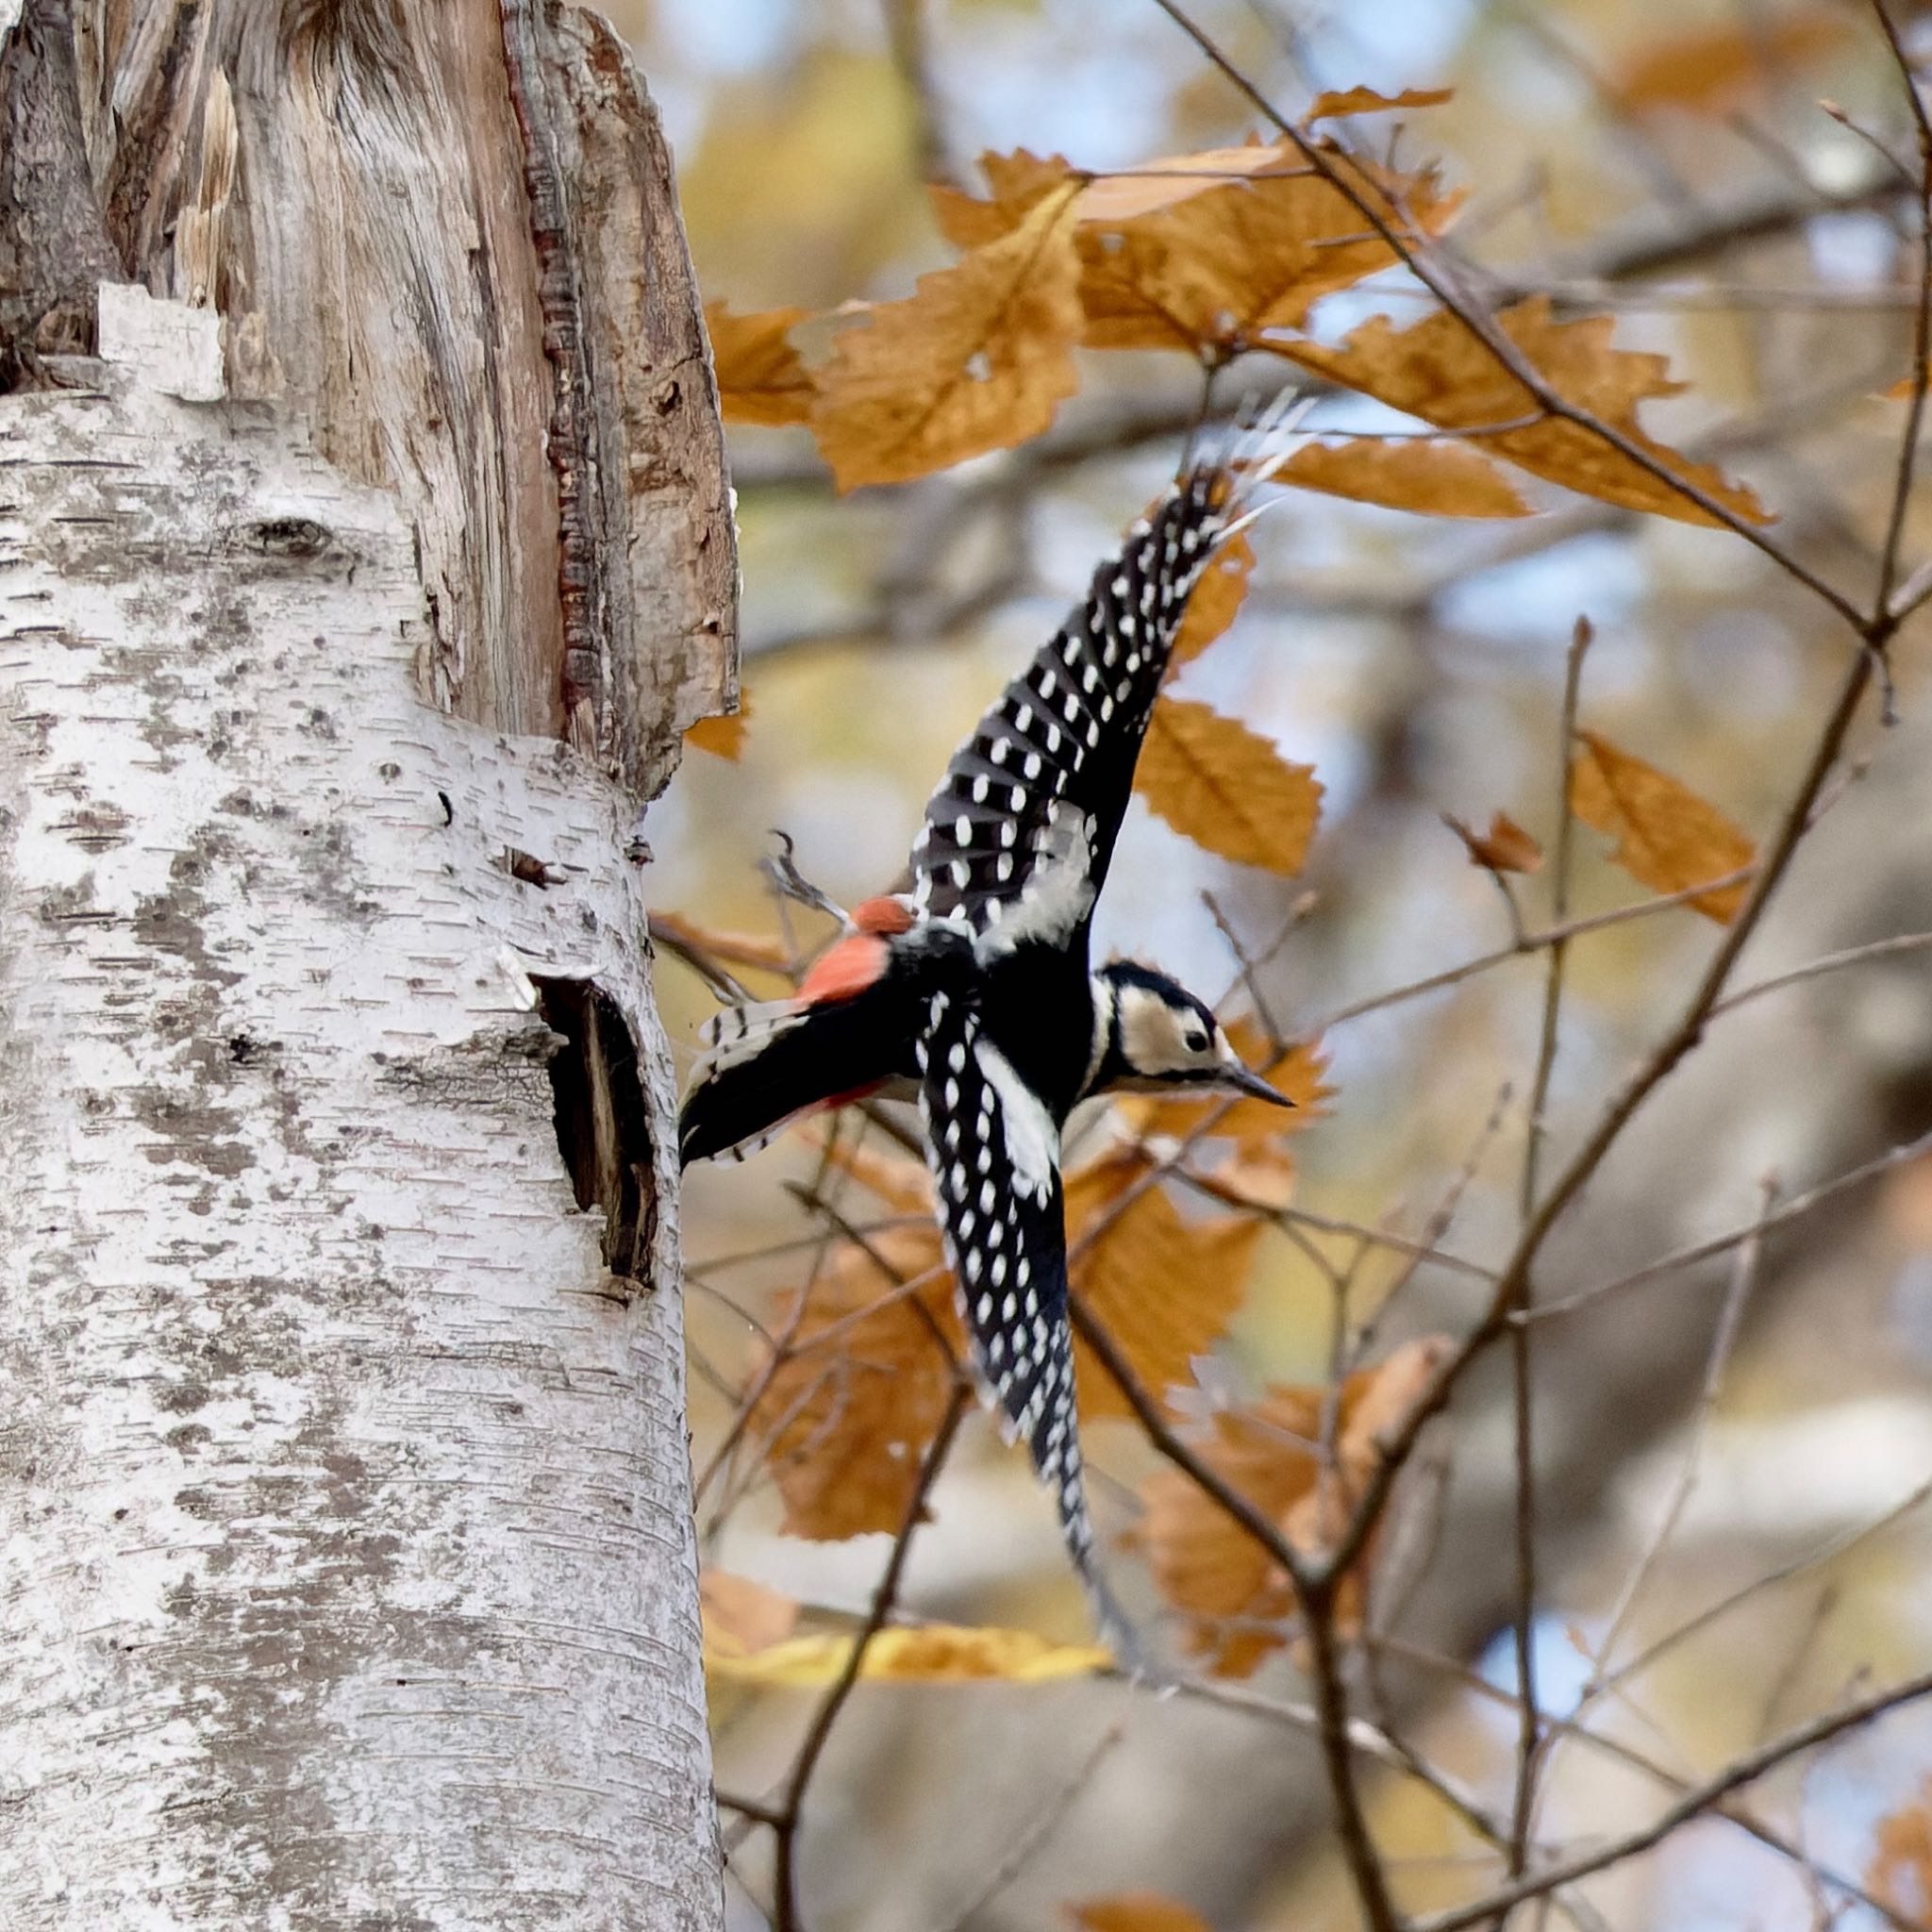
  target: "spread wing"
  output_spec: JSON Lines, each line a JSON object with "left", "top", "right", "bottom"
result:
{"left": 908, "top": 401, "right": 1303, "bottom": 941}
{"left": 916, "top": 989, "right": 1107, "bottom": 1598}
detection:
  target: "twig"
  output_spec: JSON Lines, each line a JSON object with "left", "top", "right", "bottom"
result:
{"left": 1504, "top": 617, "right": 1591, "bottom": 1882}
{"left": 928, "top": 1723, "right": 1126, "bottom": 1932}
{"left": 1707, "top": 930, "right": 1932, "bottom": 1021}
{"left": 1869, "top": 0, "right": 1932, "bottom": 625}
{"left": 770, "top": 1382, "right": 973, "bottom": 1932}
{"left": 1408, "top": 1668, "right": 1932, "bottom": 1932}
{"left": 1530, "top": 1128, "right": 1932, "bottom": 1321}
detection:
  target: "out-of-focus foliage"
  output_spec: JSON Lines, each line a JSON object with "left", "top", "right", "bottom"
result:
{"left": 625, "top": 0, "right": 1932, "bottom": 1925}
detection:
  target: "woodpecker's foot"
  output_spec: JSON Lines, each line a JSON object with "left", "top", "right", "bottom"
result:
{"left": 760, "top": 829, "right": 852, "bottom": 929}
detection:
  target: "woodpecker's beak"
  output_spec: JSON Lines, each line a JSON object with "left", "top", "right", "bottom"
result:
{"left": 1222, "top": 1062, "right": 1293, "bottom": 1107}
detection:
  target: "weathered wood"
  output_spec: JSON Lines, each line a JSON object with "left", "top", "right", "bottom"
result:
{"left": 67, "top": 0, "right": 735, "bottom": 788}
{"left": 0, "top": 0, "right": 122, "bottom": 384}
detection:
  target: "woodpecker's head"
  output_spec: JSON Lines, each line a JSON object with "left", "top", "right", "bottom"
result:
{"left": 1091, "top": 960, "right": 1291, "bottom": 1107}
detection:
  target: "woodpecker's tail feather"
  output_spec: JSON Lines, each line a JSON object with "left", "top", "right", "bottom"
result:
{"left": 679, "top": 986, "right": 914, "bottom": 1167}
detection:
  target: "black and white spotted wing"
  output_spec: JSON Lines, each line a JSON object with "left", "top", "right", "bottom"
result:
{"left": 914, "top": 988, "right": 1100, "bottom": 1578}
{"left": 908, "top": 405, "right": 1302, "bottom": 940}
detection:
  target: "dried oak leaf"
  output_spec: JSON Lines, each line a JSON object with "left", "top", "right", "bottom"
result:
{"left": 813, "top": 180, "right": 1084, "bottom": 491}
{"left": 750, "top": 1221, "right": 964, "bottom": 1539}
{"left": 1119, "top": 1020, "right": 1333, "bottom": 1146}
{"left": 1070, "top": 1897, "right": 1215, "bottom": 1932}
{"left": 1569, "top": 727, "right": 1754, "bottom": 924}
{"left": 1278, "top": 297, "right": 1769, "bottom": 527}
{"left": 704, "top": 303, "right": 813, "bottom": 428}
{"left": 685, "top": 685, "right": 752, "bottom": 760}
{"left": 1172, "top": 528, "right": 1255, "bottom": 667}
{"left": 1281, "top": 436, "right": 1531, "bottom": 519}
{"left": 1065, "top": 1148, "right": 1261, "bottom": 1421}
{"left": 1075, "top": 140, "right": 1463, "bottom": 358}
{"left": 1444, "top": 808, "right": 1544, "bottom": 875}
{"left": 1135, "top": 1338, "right": 1449, "bottom": 1675}
{"left": 1307, "top": 85, "right": 1454, "bottom": 120}
{"left": 699, "top": 1570, "right": 800, "bottom": 1658}
{"left": 1135, "top": 698, "right": 1323, "bottom": 875}
{"left": 708, "top": 1623, "right": 1110, "bottom": 1687}
{"left": 1869, "top": 1780, "right": 1932, "bottom": 1926}
{"left": 929, "top": 149, "right": 1080, "bottom": 246}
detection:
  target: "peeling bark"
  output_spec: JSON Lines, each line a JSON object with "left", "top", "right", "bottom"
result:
{"left": 0, "top": 5, "right": 732, "bottom": 1927}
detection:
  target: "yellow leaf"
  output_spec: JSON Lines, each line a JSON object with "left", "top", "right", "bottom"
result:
{"left": 1134, "top": 699, "right": 1323, "bottom": 874}
{"left": 1071, "top": 1896, "right": 1216, "bottom": 1932}
{"left": 1065, "top": 1149, "right": 1259, "bottom": 1421}
{"left": 1569, "top": 728, "right": 1755, "bottom": 924}
{"left": 1171, "top": 529, "right": 1254, "bottom": 666}
{"left": 813, "top": 180, "right": 1084, "bottom": 490}
{"left": 685, "top": 685, "right": 752, "bottom": 760}
{"left": 746, "top": 1223, "right": 964, "bottom": 1539}
{"left": 700, "top": 1571, "right": 800, "bottom": 1657}
{"left": 929, "top": 149, "right": 1079, "bottom": 246}
{"left": 1614, "top": 8, "right": 1852, "bottom": 116}
{"left": 1281, "top": 437, "right": 1531, "bottom": 519}
{"left": 1277, "top": 297, "right": 1769, "bottom": 528}
{"left": 1443, "top": 808, "right": 1544, "bottom": 875}
{"left": 705, "top": 303, "right": 813, "bottom": 428}
{"left": 1135, "top": 1338, "right": 1450, "bottom": 1674}
{"left": 1119, "top": 1022, "right": 1333, "bottom": 1145}
{"left": 1307, "top": 85, "right": 1454, "bottom": 120}
{"left": 707, "top": 1623, "right": 1112, "bottom": 1686}
{"left": 1074, "top": 141, "right": 1463, "bottom": 358}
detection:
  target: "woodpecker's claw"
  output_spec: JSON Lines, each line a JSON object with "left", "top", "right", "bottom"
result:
{"left": 760, "top": 829, "right": 852, "bottom": 928}
{"left": 1223, "top": 1063, "right": 1293, "bottom": 1107}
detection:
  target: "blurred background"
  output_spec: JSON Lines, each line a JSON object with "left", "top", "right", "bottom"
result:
{"left": 608, "top": 2, "right": 1932, "bottom": 1926}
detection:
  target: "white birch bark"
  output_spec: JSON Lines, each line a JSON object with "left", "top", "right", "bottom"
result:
{"left": 0, "top": 291, "right": 721, "bottom": 1930}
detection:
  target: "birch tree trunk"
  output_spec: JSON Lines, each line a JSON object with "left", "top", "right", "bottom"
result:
{"left": 0, "top": 7, "right": 735, "bottom": 1928}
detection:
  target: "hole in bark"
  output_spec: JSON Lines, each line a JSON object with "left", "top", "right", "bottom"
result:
{"left": 531, "top": 978, "right": 656, "bottom": 1280}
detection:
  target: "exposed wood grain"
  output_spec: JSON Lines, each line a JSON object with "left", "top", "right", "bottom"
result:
{"left": 58, "top": 0, "right": 735, "bottom": 791}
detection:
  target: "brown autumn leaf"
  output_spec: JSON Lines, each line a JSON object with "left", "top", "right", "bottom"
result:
{"left": 1135, "top": 699, "right": 1323, "bottom": 874}
{"left": 1065, "top": 1148, "right": 1261, "bottom": 1421}
{"left": 1280, "top": 437, "right": 1532, "bottom": 519}
{"left": 699, "top": 1570, "right": 800, "bottom": 1657}
{"left": 1307, "top": 84, "right": 1454, "bottom": 120}
{"left": 813, "top": 180, "right": 1084, "bottom": 491}
{"left": 1135, "top": 1338, "right": 1450, "bottom": 1674}
{"left": 1071, "top": 1897, "right": 1215, "bottom": 1932}
{"left": 1075, "top": 140, "right": 1463, "bottom": 359}
{"left": 1172, "top": 529, "right": 1255, "bottom": 667}
{"left": 710, "top": 1623, "right": 1112, "bottom": 1687}
{"left": 1277, "top": 296, "right": 1770, "bottom": 528}
{"left": 704, "top": 302, "right": 813, "bottom": 428}
{"left": 685, "top": 685, "right": 752, "bottom": 760}
{"left": 1119, "top": 1019, "right": 1333, "bottom": 1145}
{"left": 749, "top": 1221, "right": 964, "bottom": 1539}
{"left": 1614, "top": 8, "right": 1852, "bottom": 117}
{"left": 1569, "top": 728, "right": 1755, "bottom": 924}
{"left": 928, "top": 148, "right": 1079, "bottom": 247}
{"left": 1868, "top": 1781, "right": 1932, "bottom": 1926}
{"left": 1444, "top": 808, "right": 1544, "bottom": 875}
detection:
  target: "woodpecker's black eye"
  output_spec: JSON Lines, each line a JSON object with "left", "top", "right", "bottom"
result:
{"left": 1183, "top": 1026, "right": 1210, "bottom": 1054}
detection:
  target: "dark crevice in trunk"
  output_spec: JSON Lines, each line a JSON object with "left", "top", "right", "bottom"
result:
{"left": 533, "top": 976, "right": 656, "bottom": 1280}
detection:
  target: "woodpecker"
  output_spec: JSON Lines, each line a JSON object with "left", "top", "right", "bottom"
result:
{"left": 680, "top": 400, "right": 1307, "bottom": 1645}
